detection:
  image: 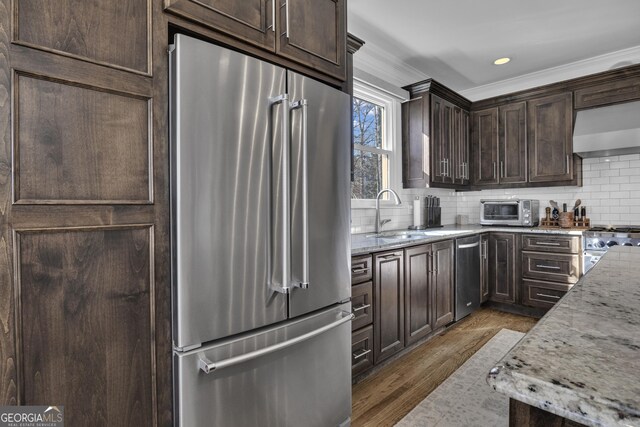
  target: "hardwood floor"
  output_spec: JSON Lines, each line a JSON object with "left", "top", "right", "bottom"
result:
{"left": 351, "top": 307, "right": 538, "bottom": 427}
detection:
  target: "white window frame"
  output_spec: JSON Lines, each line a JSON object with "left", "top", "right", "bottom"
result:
{"left": 351, "top": 78, "right": 403, "bottom": 209}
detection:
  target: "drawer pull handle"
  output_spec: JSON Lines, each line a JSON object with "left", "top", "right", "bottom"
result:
{"left": 352, "top": 303, "right": 371, "bottom": 313}
{"left": 535, "top": 242, "right": 561, "bottom": 246}
{"left": 353, "top": 348, "right": 371, "bottom": 359}
{"left": 380, "top": 252, "right": 402, "bottom": 260}
{"left": 352, "top": 267, "right": 370, "bottom": 274}
{"left": 536, "top": 264, "right": 561, "bottom": 270}
{"left": 536, "top": 293, "right": 561, "bottom": 300}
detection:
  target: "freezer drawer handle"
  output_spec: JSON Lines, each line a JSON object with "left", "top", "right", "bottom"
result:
{"left": 291, "top": 99, "right": 310, "bottom": 289}
{"left": 353, "top": 349, "right": 371, "bottom": 360}
{"left": 197, "top": 312, "right": 355, "bottom": 374}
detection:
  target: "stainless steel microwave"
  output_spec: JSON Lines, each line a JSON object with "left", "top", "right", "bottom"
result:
{"left": 480, "top": 199, "right": 540, "bottom": 226}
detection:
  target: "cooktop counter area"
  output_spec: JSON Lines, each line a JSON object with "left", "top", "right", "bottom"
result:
{"left": 487, "top": 246, "right": 640, "bottom": 427}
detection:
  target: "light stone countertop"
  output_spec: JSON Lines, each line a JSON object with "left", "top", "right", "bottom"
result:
{"left": 351, "top": 224, "right": 584, "bottom": 256}
{"left": 487, "top": 246, "right": 640, "bottom": 427}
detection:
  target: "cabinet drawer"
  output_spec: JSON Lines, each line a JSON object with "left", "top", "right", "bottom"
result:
{"left": 522, "top": 234, "right": 581, "bottom": 254}
{"left": 351, "top": 255, "right": 372, "bottom": 285}
{"left": 522, "top": 251, "right": 580, "bottom": 284}
{"left": 352, "top": 281, "right": 373, "bottom": 331}
{"left": 352, "top": 325, "right": 374, "bottom": 377}
{"left": 522, "top": 279, "right": 572, "bottom": 309}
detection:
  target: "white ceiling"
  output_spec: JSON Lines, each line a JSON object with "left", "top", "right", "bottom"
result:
{"left": 348, "top": 0, "right": 640, "bottom": 99}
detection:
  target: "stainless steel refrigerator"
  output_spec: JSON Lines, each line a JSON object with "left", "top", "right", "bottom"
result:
{"left": 169, "top": 34, "right": 353, "bottom": 427}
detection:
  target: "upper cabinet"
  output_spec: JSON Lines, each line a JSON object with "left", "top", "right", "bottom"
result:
{"left": 401, "top": 80, "right": 472, "bottom": 189}
{"left": 165, "top": 0, "right": 347, "bottom": 80}
{"left": 527, "top": 93, "right": 574, "bottom": 182}
{"left": 471, "top": 92, "right": 580, "bottom": 189}
{"left": 472, "top": 102, "right": 527, "bottom": 186}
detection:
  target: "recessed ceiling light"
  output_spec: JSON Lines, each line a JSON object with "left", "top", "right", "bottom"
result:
{"left": 493, "top": 57, "right": 511, "bottom": 65}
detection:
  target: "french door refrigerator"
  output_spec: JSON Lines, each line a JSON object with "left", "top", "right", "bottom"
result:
{"left": 169, "top": 34, "right": 352, "bottom": 427}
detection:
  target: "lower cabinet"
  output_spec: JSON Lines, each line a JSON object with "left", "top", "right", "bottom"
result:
{"left": 373, "top": 250, "right": 405, "bottom": 364}
{"left": 432, "top": 240, "right": 455, "bottom": 328}
{"left": 353, "top": 240, "right": 455, "bottom": 379}
{"left": 404, "top": 245, "right": 434, "bottom": 345}
{"left": 351, "top": 325, "right": 374, "bottom": 376}
{"left": 404, "top": 241, "right": 454, "bottom": 346}
{"left": 488, "top": 232, "right": 518, "bottom": 304}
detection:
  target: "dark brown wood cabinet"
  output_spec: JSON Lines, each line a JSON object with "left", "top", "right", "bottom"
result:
{"left": 488, "top": 233, "right": 518, "bottom": 304}
{"left": 472, "top": 108, "right": 499, "bottom": 185}
{"left": 164, "top": 0, "right": 276, "bottom": 51}
{"left": 165, "top": 0, "right": 347, "bottom": 80}
{"left": 499, "top": 102, "right": 528, "bottom": 184}
{"left": 351, "top": 325, "right": 374, "bottom": 377}
{"left": 404, "top": 245, "right": 434, "bottom": 345}
{"left": 473, "top": 102, "right": 527, "bottom": 186}
{"left": 432, "top": 240, "right": 455, "bottom": 328}
{"left": 401, "top": 96, "right": 429, "bottom": 188}
{"left": 520, "top": 234, "right": 581, "bottom": 310}
{"left": 574, "top": 77, "right": 640, "bottom": 109}
{"left": 276, "top": 0, "right": 346, "bottom": 80}
{"left": 373, "top": 250, "right": 405, "bottom": 364}
{"left": 401, "top": 80, "right": 471, "bottom": 189}
{"left": 480, "top": 234, "right": 490, "bottom": 303}
{"left": 1, "top": 0, "right": 172, "bottom": 424}
{"left": 527, "top": 93, "right": 574, "bottom": 183}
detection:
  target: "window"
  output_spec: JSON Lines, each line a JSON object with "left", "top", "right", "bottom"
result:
{"left": 351, "top": 80, "right": 400, "bottom": 204}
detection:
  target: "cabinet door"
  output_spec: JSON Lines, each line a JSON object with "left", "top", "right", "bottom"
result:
{"left": 402, "top": 97, "right": 429, "bottom": 188}
{"left": 499, "top": 102, "right": 527, "bottom": 184}
{"left": 441, "top": 102, "right": 455, "bottom": 184}
{"left": 527, "top": 93, "right": 573, "bottom": 182}
{"left": 165, "top": 0, "right": 276, "bottom": 50}
{"left": 489, "top": 233, "right": 518, "bottom": 304}
{"left": 452, "top": 107, "right": 469, "bottom": 185}
{"left": 432, "top": 240, "right": 454, "bottom": 329}
{"left": 481, "top": 234, "right": 490, "bottom": 303}
{"left": 276, "top": 0, "right": 347, "bottom": 80}
{"left": 431, "top": 95, "right": 445, "bottom": 184}
{"left": 472, "top": 108, "right": 499, "bottom": 185}
{"left": 404, "top": 245, "right": 433, "bottom": 345}
{"left": 374, "top": 251, "right": 405, "bottom": 363}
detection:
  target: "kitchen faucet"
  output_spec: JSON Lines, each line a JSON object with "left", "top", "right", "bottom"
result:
{"left": 375, "top": 189, "right": 402, "bottom": 234}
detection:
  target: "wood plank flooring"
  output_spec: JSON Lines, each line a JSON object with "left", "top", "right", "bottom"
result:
{"left": 352, "top": 307, "right": 538, "bottom": 427}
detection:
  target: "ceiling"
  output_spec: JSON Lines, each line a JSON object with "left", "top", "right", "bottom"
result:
{"left": 348, "top": 0, "right": 640, "bottom": 97}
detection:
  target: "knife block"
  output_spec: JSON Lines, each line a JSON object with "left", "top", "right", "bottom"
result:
{"left": 426, "top": 206, "right": 441, "bottom": 228}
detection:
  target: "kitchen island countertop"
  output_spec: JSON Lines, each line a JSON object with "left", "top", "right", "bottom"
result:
{"left": 487, "top": 245, "right": 640, "bottom": 427}
{"left": 351, "top": 224, "right": 584, "bottom": 255}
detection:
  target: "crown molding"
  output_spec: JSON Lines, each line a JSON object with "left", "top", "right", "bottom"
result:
{"left": 353, "top": 41, "right": 429, "bottom": 89}
{"left": 459, "top": 45, "right": 640, "bottom": 101}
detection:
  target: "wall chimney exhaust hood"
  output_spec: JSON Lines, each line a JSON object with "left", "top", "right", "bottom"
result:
{"left": 573, "top": 100, "right": 640, "bottom": 158}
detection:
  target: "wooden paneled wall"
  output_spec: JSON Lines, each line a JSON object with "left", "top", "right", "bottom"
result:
{"left": 0, "top": 0, "right": 172, "bottom": 425}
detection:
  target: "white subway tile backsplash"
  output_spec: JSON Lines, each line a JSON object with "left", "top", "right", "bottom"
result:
{"left": 351, "top": 156, "right": 640, "bottom": 233}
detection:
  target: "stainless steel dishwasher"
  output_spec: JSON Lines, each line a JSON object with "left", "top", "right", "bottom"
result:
{"left": 455, "top": 235, "right": 481, "bottom": 321}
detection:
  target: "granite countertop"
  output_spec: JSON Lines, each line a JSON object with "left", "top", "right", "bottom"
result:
{"left": 487, "top": 246, "right": 640, "bottom": 427}
{"left": 351, "top": 224, "right": 584, "bottom": 255}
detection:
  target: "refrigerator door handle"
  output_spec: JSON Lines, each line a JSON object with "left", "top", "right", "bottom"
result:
{"left": 291, "top": 99, "right": 309, "bottom": 289}
{"left": 270, "top": 94, "right": 292, "bottom": 294}
{"left": 197, "top": 311, "right": 354, "bottom": 373}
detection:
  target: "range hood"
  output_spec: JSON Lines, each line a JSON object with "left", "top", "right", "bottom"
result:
{"left": 573, "top": 100, "right": 640, "bottom": 158}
